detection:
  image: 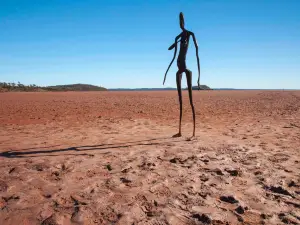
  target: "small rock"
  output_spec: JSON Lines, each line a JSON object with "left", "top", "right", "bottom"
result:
{"left": 260, "top": 214, "right": 267, "bottom": 219}
{"left": 235, "top": 206, "right": 245, "bottom": 214}
{"left": 117, "top": 213, "right": 122, "bottom": 220}
{"left": 43, "top": 194, "right": 52, "bottom": 199}
{"left": 265, "top": 185, "right": 293, "bottom": 197}
{"left": 211, "top": 219, "right": 228, "bottom": 224}
{"left": 288, "top": 180, "right": 297, "bottom": 187}
{"left": 106, "top": 164, "right": 112, "bottom": 171}
{"left": 260, "top": 213, "right": 272, "bottom": 219}
{"left": 146, "top": 211, "right": 155, "bottom": 217}
{"left": 9, "top": 167, "right": 16, "bottom": 174}
{"left": 170, "top": 158, "right": 180, "bottom": 163}
{"left": 213, "top": 168, "right": 224, "bottom": 176}
{"left": 192, "top": 213, "right": 212, "bottom": 224}
{"left": 254, "top": 171, "right": 262, "bottom": 176}
{"left": 61, "top": 164, "right": 66, "bottom": 171}
{"left": 52, "top": 171, "right": 59, "bottom": 177}
{"left": 225, "top": 168, "right": 239, "bottom": 176}
{"left": 237, "top": 215, "right": 244, "bottom": 222}
{"left": 284, "top": 168, "right": 292, "bottom": 173}
{"left": 220, "top": 195, "right": 239, "bottom": 204}
{"left": 120, "top": 177, "right": 131, "bottom": 184}
{"left": 121, "top": 167, "right": 132, "bottom": 173}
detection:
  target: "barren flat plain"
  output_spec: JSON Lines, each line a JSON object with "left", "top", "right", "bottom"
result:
{"left": 0, "top": 90, "right": 299, "bottom": 225}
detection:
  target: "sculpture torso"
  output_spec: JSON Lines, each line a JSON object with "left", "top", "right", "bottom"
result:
{"left": 177, "top": 30, "right": 190, "bottom": 71}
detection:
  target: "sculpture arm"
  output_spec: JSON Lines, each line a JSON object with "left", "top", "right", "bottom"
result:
{"left": 168, "top": 39, "right": 180, "bottom": 50}
{"left": 163, "top": 35, "right": 180, "bottom": 85}
{"left": 190, "top": 32, "right": 201, "bottom": 89}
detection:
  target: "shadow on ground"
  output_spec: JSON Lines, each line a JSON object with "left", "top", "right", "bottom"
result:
{"left": 0, "top": 137, "right": 187, "bottom": 158}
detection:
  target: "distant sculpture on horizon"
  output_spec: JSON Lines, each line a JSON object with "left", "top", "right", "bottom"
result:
{"left": 163, "top": 12, "right": 200, "bottom": 138}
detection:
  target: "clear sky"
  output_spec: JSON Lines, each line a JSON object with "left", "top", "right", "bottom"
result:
{"left": 1, "top": 0, "right": 299, "bottom": 89}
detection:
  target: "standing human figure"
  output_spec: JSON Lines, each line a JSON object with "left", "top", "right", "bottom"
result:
{"left": 163, "top": 12, "right": 200, "bottom": 138}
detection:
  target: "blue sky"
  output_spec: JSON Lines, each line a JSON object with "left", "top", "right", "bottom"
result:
{"left": 0, "top": 0, "right": 299, "bottom": 89}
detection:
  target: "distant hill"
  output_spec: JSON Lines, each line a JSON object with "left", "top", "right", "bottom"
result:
{"left": 188, "top": 85, "right": 211, "bottom": 90}
{"left": 0, "top": 82, "right": 107, "bottom": 92}
{"left": 45, "top": 84, "right": 107, "bottom": 91}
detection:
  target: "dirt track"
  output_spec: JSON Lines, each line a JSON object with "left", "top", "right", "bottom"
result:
{"left": 0, "top": 91, "right": 300, "bottom": 224}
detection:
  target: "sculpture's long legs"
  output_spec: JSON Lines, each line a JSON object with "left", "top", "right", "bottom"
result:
{"left": 173, "top": 71, "right": 183, "bottom": 138}
{"left": 186, "top": 69, "right": 196, "bottom": 137}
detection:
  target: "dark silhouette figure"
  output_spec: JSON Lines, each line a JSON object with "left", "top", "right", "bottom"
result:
{"left": 163, "top": 12, "right": 200, "bottom": 138}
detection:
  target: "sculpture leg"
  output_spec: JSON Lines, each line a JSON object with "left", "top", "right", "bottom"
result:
{"left": 173, "top": 71, "right": 183, "bottom": 138}
{"left": 186, "top": 69, "right": 196, "bottom": 137}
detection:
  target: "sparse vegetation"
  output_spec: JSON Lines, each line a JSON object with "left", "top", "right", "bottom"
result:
{"left": 0, "top": 82, "right": 107, "bottom": 92}
{"left": 0, "top": 82, "right": 40, "bottom": 92}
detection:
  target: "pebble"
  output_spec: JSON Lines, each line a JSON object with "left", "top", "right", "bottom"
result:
{"left": 220, "top": 195, "right": 239, "bottom": 204}
{"left": 192, "top": 213, "right": 212, "bottom": 224}
{"left": 235, "top": 206, "right": 245, "bottom": 214}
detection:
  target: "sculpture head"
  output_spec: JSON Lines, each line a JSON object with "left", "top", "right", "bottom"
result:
{"left": 179, "top": 12, "right": 185, "bottom": 30}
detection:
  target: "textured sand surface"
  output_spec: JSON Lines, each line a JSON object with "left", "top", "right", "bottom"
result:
{"left": 0, "top": 91, "right": 299, "bottom": 225}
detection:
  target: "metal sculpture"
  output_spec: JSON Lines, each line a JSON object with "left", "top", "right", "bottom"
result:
{"left": 163, "top": 12, "right": 200, "bottom": 138}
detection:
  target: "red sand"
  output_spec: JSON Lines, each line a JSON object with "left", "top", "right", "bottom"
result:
{"left": 0, "top": 91, "right": 299, "bottom": 224}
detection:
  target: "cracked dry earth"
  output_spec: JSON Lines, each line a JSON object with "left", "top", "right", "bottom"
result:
{"left": 0, "top": 91, "right": 300, "bottom": 225}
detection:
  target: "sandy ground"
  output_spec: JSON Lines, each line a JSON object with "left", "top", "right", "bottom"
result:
{"left": 0, "top": 90, "right": 299, "bottom": 225}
